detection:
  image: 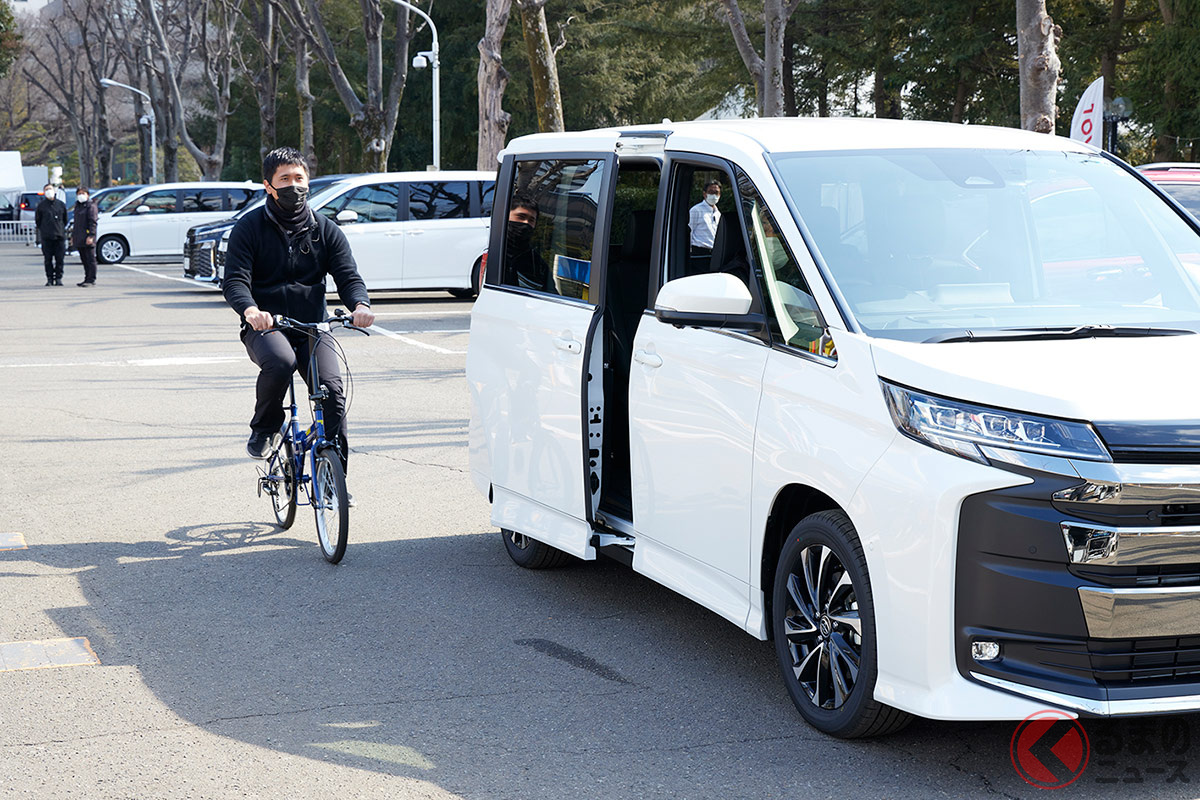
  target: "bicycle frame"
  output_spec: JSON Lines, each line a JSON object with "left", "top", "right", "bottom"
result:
{"left": 277, "top": 326, "right": 337, "bottom": 512}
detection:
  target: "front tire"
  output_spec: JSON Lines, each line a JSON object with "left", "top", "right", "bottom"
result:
{"left": 772, "top": 510, "right": 912, "bottom": 738}
{"left": 97, "top": 235, "right": 128, "bottom": 264}
{"left": 312, "top": 447, "right": 349, "bottom": 564}
{"left": 501, "top": 529, "right": 571, "bottom": 569}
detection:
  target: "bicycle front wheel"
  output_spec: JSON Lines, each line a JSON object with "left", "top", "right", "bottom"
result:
{"left": 312, "top": 447, "right": 349, "bottom": 563}
{"left": 267, "top": 439, "right": 297, "bottom": 529}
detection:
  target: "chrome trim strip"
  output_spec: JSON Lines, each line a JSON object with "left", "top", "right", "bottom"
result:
{"left": 977, "top": 446, "right": 1080, "bottom": 478}
{"left": 972, "top": 672, "right": 1200, "bottom": 716}
{"left": 1078, "top": 585, "right": 1200, "bottom": 638}
{"left": 1062, "top": 521, "right": 1200, "bottom": 566}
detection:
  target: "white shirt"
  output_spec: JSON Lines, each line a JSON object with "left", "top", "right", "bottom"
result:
{"left": 689, "top": 199, "right": 720, "bottom": 249}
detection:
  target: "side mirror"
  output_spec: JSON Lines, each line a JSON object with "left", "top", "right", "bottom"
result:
{"left": 653, "top": 273, "right": 764, "bottom": 330}
{"left": 335, "top": 209, "right": 359, "bottom": 225}
{"left": 136, "top": 205, "right": 151, "bottom": 214}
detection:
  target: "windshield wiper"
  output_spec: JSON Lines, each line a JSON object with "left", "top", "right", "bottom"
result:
{"left": 925, "top": 325, "right": 1195, "bottom": 343}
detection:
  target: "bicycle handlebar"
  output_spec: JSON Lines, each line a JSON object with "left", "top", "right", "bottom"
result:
{"left": 271, "top": 309, "right": 371, "bottom": 335}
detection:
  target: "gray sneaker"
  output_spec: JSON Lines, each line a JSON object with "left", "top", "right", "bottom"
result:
{"left": 246, "top": 431, "right": 282, "bottom": 460}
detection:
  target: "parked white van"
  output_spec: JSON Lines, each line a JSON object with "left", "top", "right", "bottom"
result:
{"left": 466, "top": 118, "right": 1200, "bottom": 737}
{"left": 96, "top": 182, "right": 262, "bottom": 263}
{"left": 315, "top": 171, "right": 496, "bottom": 297}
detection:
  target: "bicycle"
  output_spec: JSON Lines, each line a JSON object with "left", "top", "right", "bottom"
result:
{"left": 256, "top": 309, "right": 369, "bottom": 563}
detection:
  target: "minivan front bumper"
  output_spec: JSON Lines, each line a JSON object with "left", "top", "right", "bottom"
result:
{"left": 955, "top": 454, "right": 1200, "bottom": 717}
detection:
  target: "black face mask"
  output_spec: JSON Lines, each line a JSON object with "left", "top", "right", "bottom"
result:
{"left": 506, "top": 220, "right": 534, "bottom": 250}
{"left": 272, "top": 184, "right": 309, "bottom": 216}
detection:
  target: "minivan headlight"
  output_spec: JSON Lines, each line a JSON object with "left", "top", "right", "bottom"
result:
{"left": 881, "top": 381, "right": 1110, "bottom": 464}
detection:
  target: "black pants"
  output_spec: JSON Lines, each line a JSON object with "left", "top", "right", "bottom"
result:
{"left": 42, "top": 238, "right": 65, "bottom": 281}
{"left": 78, "top": 245, "right": 97, "bottom": 283}
{"left": 242, "top": 327, "right": 349, "bottom": 472}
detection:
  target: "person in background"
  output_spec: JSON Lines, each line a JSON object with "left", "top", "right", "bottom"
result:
{"left": 505, "top": 193, "right": 551, "bottom": 293}
{"left": 35, "top": 184, "right": 67, "bottom": 286}
{"left": 688, "top": 180, "right": 722, "bottom": 256}
{"left": 72, "top": 187, "right": 99, "bottom": 286}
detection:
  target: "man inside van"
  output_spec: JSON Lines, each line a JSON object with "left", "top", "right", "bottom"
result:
{"left": 223, "top": 147, "right": 375, "bottom": 474}
{"left": 506, "top": 193, "right": 552, "bottom": 293}
{"left": 688, "top": 180, "right": 722, "bottom": 256}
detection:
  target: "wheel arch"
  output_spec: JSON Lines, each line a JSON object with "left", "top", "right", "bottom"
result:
{"left": 761, "top": 483, "right": 845, "bottom": 633}
{"left": 97, "top": 233, "right": 130, "bottom": 261}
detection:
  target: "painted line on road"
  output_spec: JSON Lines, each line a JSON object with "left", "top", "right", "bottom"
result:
{"left": 0, "top": 355, "right": 243, "bottom": 369}
{"left": 368, "top": 325, "right": 466, "bottom": 355}
{"left": 0, "top": 637, "right": 100, "bottom": 672}
{"left": 0, "top": 531, "right": 27, "bottom": 551}
{"left": 111, "top": 261, "right": 214, "bottom": 286}
{"left": 383, "top": 329, "right": 469, "bottom": 335}
{"left": 371, "top": 311, "right": 471, "bottom": 318}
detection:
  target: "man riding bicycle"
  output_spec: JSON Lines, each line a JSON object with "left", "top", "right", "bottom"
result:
{"left": 223, "top": 147, "right": 375, "bottom": 472}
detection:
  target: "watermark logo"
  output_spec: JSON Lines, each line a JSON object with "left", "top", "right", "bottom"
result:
{"left": 1010, "top": 710, "right": 1091, "bottom": 789}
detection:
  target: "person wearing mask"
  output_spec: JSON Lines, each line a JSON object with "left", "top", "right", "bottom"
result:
{"left": 35, "top": 184, "right": 68, "bottom": 286}
{"left": 72, "top": 187, "right": 99, "bottom": 286}
{"left": 504, "top": 194, "right": 551, "bottom": 293}
{"left": 688, "top": 180, "right": 722, "bottom": 256}
{"left": 222, "top": 147, "right": 374, "bottom": 477}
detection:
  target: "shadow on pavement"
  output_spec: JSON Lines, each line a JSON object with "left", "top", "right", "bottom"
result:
{"left": 4, "top": 518, "right": 1199, "bottom": 800}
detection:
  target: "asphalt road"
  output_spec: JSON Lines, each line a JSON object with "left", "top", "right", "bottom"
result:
{"left": 2, "top": 244, "right": 1199, "bottom": 799}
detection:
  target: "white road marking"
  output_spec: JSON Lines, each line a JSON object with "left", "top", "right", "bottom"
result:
{"left": 111, "top": 261, "right": 215, "bottom": 286}
{"left": 0, "top": 355, "right": 243, "bottom": 369}
{"left": 371, "top": 311, "right": 471, "bottom": 318}
{"left": 368, "top": 325, "right": 466, "bottom": 355}
{"left": 384, "top": 329, "right": 469, "bottom": 335}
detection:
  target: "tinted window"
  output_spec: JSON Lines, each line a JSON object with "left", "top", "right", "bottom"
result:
{"left": 341, "top": 183, "right": 401, "bottom": 223}
{"left": 480, "top": 181, "right": 496, "bottom": 217}
{"left": 229, "top": 189, "right": 259, "bottom": 210}
{"left": 409, "top": 181, "right": 469, "bottom": 220}
{"left": 118, "top": 189, "right": 176, "bottom": 215}
{"left": 96, "top": 189, "right": 134, "bottom": 212}
{"left": 499, "top": 159, "right": 605, "bottom": 302}
{"left": 1160, "top": 184, "right": 1200, "bottom": 218}
{"left": 181, "top": 188, "right": 226, "bottom": 212}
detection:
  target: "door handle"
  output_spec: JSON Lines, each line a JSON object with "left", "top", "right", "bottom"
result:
{"left": 634, "top": 348, "right": 662, "bottom": 368}
{"left": 407, "top": 229, "right": 425, "bottom": 235}
{"left": 554, "top": 335, "right": 582, "bottom": 354}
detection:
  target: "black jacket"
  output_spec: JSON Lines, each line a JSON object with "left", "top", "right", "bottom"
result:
{"left": 222, "top": 207, "right": 369, "bottom": 324}
{"left": 71, "top": 200, "right": 98, "bottom": 249}
{"left": 35, "top": 198, "right": 67, "bottom": 241}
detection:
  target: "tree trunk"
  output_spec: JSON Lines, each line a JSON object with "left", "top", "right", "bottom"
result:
{"left": 294, "top": 28, "right": 317, "bottom": 175}
{"left": 1100, "top": 0, "right": 1127, "bottom": 102}
{"left": 951, "top": 66, "right": 970, "bottom": 123}
{"left": 95, "top": 84, "right": 114, "bottom": 186}
{"left": 721, "top": 0, "right": 803, "bottom": 117}
{"left": 873, "top": 62, "right": 901, "bottom": 118}
{"left": 1152, "top": 0, "right": 1178, "bottom": 161}
{"left": 516, "top": 0, "right": 564, "bottom": 132}
{"left": 782, "top": 22, "right": 796, "bottom": 116}
{"left": 1016, "top": 0, "right": 1062, "bottom": 134}
{"left": 250, "top": 0, "right": 280, "bottom": 161}
{"left": 477, "top": 0, "right": 512, "bottom": 170}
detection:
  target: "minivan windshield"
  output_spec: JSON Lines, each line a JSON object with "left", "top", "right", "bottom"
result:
{"left": 771, "top": 149, "right": 1200, "bottom": 342}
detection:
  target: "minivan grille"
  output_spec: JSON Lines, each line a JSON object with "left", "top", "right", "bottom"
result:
{"left": 1036, "top": 636, "right": 1200, "bottom": 686}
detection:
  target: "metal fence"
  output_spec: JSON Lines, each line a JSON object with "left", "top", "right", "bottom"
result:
{"left": 0, "top": 221, "right": 35, "bottom": 245}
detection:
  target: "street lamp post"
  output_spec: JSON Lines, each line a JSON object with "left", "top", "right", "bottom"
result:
{"left": 387, "top": 0, "right": 439, "bottom": 170}
{"left": 100, "top": 78, "right": 157, "bottom": 184}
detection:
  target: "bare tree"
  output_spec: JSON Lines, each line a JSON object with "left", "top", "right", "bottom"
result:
{"left": 477, "top": 0, "right": 512, "bottom": 169}
{"left": 21, "top": 13, "right": 96, "bottom": 182}
{"left": 515, "top": 0, "right": 563, "bottom": 132}
{"left": 239, "top": 0, "right": 282, "bottom": 160}
{"left": 1016, "top": 0, "right": 1061, "bottom": 133}
{"left": 721, "top": 0, "right": 805, "bottom": 117}
{"left": 141, "top": 0, "right": 244, "bottom": 179}
{"left": 280, "top": 0, "right": 414, "bottom": 172}
{"left": 293, "top": 26, "right": 316, "bottom": 174}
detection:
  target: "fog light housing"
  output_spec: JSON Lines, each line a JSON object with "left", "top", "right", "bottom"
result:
{"left": 972, "top": 640, "right": 1001, "bottom": 662}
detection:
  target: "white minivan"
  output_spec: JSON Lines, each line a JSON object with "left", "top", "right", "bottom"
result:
{"left": 96, "top": 182, "right": 262, "bottom": 263}
{"left": 467, "top": 118, "right": 1200, "bottom": 737}
{"left": 315, "top": 171, "right": 496, "bottom": 296}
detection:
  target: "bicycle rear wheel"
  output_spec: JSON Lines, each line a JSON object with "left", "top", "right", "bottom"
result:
{"left": 267, "top": 439, "right": 297, "bottom": 529}
{"left": 312, "top": 447, "right": 349, "bottom": 563}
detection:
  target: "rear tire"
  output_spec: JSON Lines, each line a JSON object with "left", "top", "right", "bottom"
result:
{"left": 97, "top": 235, "right": 128, "bottom": 264}
{"left": 501, "top": 529, "right": 571, "bottom": 569}
{"left": 267, "top": 439, "right": 297, "bottom": 530}
{"left": 772, "top": 510, "right": 912, "bottom": 738}
{"left": 312, "top": 447, "right": 349, "bottom": 564}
